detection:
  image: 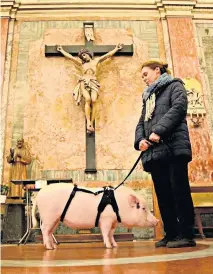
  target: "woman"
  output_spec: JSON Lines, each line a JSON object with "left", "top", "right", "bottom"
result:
{"left": 134, "top": 60, "right": 196, "bottom": 248}
{"left": 57, "top": 44, "right": 123, "bottom": 133}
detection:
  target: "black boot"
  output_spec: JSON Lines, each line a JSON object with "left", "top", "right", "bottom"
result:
{"left": 167, "top": 237, "right": 196, "bottom": 248}
{"left": 155, "top": 236, "right": 169, "bottom": 248}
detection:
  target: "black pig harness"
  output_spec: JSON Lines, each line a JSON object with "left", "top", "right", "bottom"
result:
{"left": 60, "top": 151, "right": 143, "bottom": 226}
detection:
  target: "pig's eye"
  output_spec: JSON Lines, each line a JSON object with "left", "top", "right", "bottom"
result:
{"left": 136, "top": 202, "right": 140, "bottom": 209}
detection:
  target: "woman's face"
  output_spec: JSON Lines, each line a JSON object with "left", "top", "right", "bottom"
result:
{"left": 81, "top": 53, "right": 91, "bottom": 62}
{"left": 141, "top": 66, "right": 161, "bottom": 86}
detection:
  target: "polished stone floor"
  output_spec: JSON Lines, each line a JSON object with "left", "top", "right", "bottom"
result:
{"left": 1, "top": 239, "right": 213, "bottom": 274}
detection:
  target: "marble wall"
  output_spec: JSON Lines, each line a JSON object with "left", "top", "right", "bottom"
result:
{"left": 196, "top": 24, "right": 213, "bottom": 146}
{"left": 2, "top": 20, "right": 160, "bottom": 183}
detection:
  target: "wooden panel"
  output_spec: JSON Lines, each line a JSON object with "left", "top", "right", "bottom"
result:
{"left": 35, "top": 233, "right": 134, "bottom": 243}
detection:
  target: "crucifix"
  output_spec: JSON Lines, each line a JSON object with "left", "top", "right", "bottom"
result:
{"left": 45, "top": 22, "right": 133, "bottom": 173}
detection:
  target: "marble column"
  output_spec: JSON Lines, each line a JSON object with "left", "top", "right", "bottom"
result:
{"left": 1, "top": 18, "right": 9, "bottom": 89}
{"left": 167, "top": 17, "right": 213, "bottom": 184}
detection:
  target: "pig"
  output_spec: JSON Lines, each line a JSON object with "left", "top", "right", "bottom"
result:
{"left": 32, "top": 183, "right": 158, "bottom": 250}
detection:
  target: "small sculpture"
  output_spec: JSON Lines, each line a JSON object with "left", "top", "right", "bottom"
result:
{"left": 84, "top": 23, "right": 95, "bottom": 42}
{"left": 7, "top": 138, "right": 32, "bottom": 198}
{"left": 184, "top": 78, "right": 206, "bottom": 127}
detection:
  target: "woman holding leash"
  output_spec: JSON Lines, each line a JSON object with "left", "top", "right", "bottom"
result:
{"left": 134, "top": 60, "right": 196, "bottom": 248}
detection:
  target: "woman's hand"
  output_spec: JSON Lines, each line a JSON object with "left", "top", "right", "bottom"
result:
{"left": 149, "top": 133, "right": 160, "bottom": 143}
{"left": 139, "top": 139, "right": 152, "bottom": 152}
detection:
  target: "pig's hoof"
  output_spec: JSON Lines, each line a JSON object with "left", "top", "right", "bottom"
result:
{"left": 46, "top": 247, "right": 54, "bottom": 250}
{"left": 45, "top": 245, "right": 54, "bottom": 250}
{"left": 106, "top": 245, "right": 113, "bottom": 249}
{"left": 113, "top": 243, "right": 118, "bottom": 248}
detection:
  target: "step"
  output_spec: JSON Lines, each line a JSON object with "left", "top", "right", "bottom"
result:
{"left": 35, "top": 232, "right": 134, "bottom": 243}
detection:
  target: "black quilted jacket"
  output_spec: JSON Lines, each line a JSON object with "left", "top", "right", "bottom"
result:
{"left": 134, "top": 79, "right": 192, "bottom": 168}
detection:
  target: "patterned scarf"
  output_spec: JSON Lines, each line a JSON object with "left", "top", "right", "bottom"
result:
{"left": 143, "top": 73, "right": 174, "bottom": 121}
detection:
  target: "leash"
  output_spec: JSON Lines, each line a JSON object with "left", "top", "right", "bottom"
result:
{"left": 114, "top": 151, "right": 143, "bottom": 190}
{"left": 114, "top": 138, "right": 169, "bottom": 191}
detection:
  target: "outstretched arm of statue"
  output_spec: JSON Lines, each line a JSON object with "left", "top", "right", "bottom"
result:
{"left": 97, "top": 43, "right": 123, "bottom": 64}
{"left": 57, "top": 45, "right": 82, "bottom": 66}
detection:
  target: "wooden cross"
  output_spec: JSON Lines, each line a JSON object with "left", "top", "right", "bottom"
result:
{"left": 45, "top": 22, "right": 134, "bottom": 173}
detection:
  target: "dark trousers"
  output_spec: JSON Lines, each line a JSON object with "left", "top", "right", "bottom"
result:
{"left": 151, "top": 157, "right": 195, "bottom": 240}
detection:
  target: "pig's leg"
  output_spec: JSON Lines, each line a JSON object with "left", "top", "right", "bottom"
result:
{"left": 49, "top": 220, "right": 60, "bottom": 248}
{"left": 41, "top": 221, "right": 57, "bottom": 250}
{"left": 109, "top": 224, "right": 118, "bottom": 247}
{"left": 99, "top": 218, "right": 113, "bottom": 248}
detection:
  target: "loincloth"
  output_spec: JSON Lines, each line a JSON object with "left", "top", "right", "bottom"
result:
{"left": 73, "top": 78, "right": 100, "bottom": 105}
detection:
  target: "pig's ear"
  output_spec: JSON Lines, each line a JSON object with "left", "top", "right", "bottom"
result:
{"left": 129, "top": 195, "right": 140, "bottom": 208}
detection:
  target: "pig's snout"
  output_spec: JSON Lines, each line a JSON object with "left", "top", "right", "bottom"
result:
{"left": 147, "top": 215, "right": 159, "bottom": 227}
{"left": 150, "top": 219, "right": 159, "bottom": 227}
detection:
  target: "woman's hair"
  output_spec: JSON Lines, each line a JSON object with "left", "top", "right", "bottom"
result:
{"left": 78, "top": 48, "right": 93, "bottom": 63}
{"left": 141, "top": 60, "right": 171, "bottom": 75}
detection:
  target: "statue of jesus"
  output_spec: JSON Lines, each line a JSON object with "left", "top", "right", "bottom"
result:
{"left": 57, "top": 44, "right": 123, "bottom": 133}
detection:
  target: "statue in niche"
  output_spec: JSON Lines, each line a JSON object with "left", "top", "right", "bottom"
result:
{"left": 57, "top": 43, "right": 123, "bottom": 133}
{"left": 7, "top": 138, "right": 32, "bottom": 198}
{"left": 184, "top": 78, "right": 206, "bottom": 127}
{"left": 187, "top": 88, "right": 203, "bottom": 109}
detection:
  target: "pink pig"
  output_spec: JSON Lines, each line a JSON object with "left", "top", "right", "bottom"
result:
{"left": 32, "top": 183, "right": 158, "bottom": 250}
